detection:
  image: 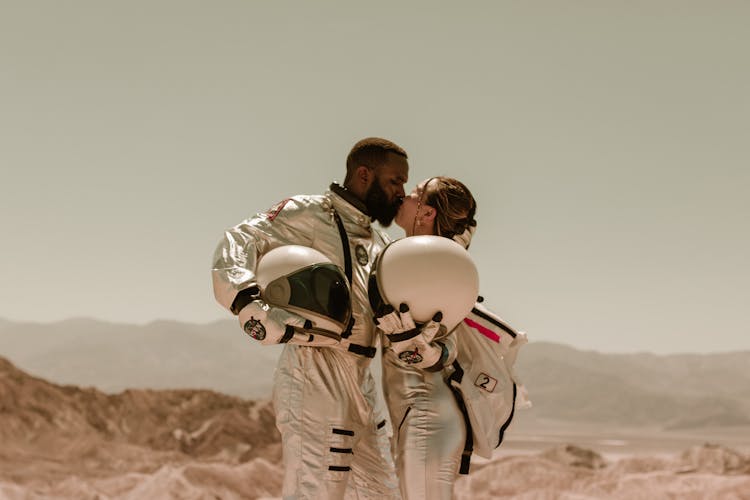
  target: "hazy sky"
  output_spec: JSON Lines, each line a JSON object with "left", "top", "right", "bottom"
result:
{"left": 2, "top": 1, "right": 748, "bottom": 353}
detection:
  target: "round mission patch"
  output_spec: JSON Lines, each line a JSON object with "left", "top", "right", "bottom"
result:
{"left": 355, "top": 244, "right": 369, "bottom": 266}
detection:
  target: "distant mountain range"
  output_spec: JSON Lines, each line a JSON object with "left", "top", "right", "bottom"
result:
{"left": 515, "top": 342, "right": 750, "bottom": 429}
{"left": 1, "top": 318, "right": 749, "bottom": 429}
{"left": 0, "top": 318, "right": 281, "bottom": 398}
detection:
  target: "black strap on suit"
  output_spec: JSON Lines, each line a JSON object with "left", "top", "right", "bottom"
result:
{"left": 332, "top": 209, "right": 376, "bottom": 358}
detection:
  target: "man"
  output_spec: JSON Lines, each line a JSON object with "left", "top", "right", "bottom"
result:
{"left": 211, "top": 138, "right": 408, "bottom": 499}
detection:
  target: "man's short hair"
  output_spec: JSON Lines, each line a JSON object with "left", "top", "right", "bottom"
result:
{"left": 345, "top": 138, "right": 408, "bottom": 184}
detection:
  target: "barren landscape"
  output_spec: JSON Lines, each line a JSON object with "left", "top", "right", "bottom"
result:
{"left": 4, "top": 0, "right": 748, "bottom": 497}
{"left": 1, "top": 319, "right": 749, "bottom": 499}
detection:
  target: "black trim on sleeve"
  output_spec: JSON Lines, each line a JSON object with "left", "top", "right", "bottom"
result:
{"left": 328, "top": 466, "right": 351, "bottom": 472}
{"left": 446, "top": 361, "right": 474, "bottom": 475}
{"left": 230, "top": 286, "right": 260, "bottom": 315}
{"left": 347, "top": 343, "right": 377, "bottom": 358}
{"left": 386, "top": 328, "right": 421, "bottom": 343}
{"left": 470, "top": 307, "right": 517, "bottom": 338}
{"left": 450, "top": 359, "right": 464, "bottom": 384}
{"left": 497, "top": 383, "right": 518, "bottom": 448}
{"left": 279, "top": 325, "right": 295, "bottom": 344}
{"left": 331, "top": 428, "right": 355, "bottom": 436}
{"left": 329, "top": 447, "right": 353, "bottom": 454}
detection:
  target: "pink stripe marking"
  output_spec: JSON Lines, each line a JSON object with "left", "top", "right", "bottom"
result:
{"left": 464, "top": 317, "right": 501, "bottom": 343}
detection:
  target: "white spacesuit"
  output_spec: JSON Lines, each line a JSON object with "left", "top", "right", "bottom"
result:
{"left": 379, "top": 311, "right": 465, "bottom": 500}
{"left": 212, "top": 183, "right": 399, "bottom": 499}
{"left": 379, "top": 302, "right": 526, "bottom": 500}
{"left": 371, "top": 235, "right": 480, "bottom": 500}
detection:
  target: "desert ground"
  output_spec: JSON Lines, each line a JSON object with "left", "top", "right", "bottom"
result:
{"left": 1, "top": 355, "right": 749, "bottom": 500}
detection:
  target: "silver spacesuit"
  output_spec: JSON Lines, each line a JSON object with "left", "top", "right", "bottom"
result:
{"left": 212, "top": 184, "right": 399, "bottom": 499}
{"left": 381, "top": 324, "right": 465, "bottom": 500}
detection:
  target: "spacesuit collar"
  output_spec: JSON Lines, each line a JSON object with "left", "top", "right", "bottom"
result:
{"left": 328, "top": 183, "right": 372, "bottom": 228}
{"left": 329, "top": 183, "right": 369, "bottom": 215}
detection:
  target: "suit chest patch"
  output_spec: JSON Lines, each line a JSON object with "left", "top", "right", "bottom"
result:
{"left": 265, "top": 198, "right": 290, "bottom": 221}
{"left": 355, "top": 244, "right": 369, "bottom": 266}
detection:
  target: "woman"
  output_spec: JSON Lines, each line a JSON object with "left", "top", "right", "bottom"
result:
{"left": 377, "top": 176, "right": 477, "bottom": 500}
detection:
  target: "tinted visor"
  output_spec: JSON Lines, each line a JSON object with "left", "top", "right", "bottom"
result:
{"left": 286, "top": 264, "right": 351, "bottom": 326}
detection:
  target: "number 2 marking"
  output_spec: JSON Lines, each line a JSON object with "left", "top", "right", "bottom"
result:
{"left": 474, "top": 372, "right": 497, "bottom": 392}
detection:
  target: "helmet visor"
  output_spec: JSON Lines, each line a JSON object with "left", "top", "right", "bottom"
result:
{"left": 286, "top": 264, "right": 351, "bottom": 326}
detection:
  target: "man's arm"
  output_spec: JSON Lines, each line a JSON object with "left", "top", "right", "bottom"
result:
{"left": 212, "top": 198, "right": 314, "bottom": 311}
{"left": 211, "top": 198, "right": 325, "bottom": 345}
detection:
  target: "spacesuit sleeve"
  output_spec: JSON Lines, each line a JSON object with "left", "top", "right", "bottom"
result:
{"left": 380, "top": 317, "right": 460, "bottom": 371}
{"left": 211, "top": 198, "right": 314, "bottom": 313}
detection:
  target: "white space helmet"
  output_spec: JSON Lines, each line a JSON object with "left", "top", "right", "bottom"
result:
{"left": 369, "top": 235, "right": 479, "bottom": 331}
{"left": 257, "top": 245, "right": 352, "bottom": 335}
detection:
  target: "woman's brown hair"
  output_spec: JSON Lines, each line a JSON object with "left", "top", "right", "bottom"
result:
{"left": 422, "top": 176, "right": 477, "bottom": 244}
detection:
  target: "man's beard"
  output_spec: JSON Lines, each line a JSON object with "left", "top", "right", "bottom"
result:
{"left": 365, "top": 179, "right": 401, "bottom": 226}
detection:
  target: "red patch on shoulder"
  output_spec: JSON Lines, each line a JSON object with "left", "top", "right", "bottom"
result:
{"left": 265, "top": 198, "right": 291, "bottom": 221}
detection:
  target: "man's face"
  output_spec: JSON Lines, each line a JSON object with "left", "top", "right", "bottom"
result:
{"left": 365, "top": 153, "right": 408, "bottom": 226}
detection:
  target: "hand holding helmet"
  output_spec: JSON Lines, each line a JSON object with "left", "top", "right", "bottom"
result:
{"left": 239, "top": 298, "right": 329, "bottom": 345}
{"left": 238, "top": 244, "right": 352, "bottom": 346}
{"left": 376, "top": 303, "right": 448, "bottom": 370}
{"left": 368, "top": 235, "right": 479, "bottom": 333}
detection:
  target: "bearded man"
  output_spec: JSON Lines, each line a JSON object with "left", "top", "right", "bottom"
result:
{"left": 212, "top": 137, "right": 408, "bottom": 499}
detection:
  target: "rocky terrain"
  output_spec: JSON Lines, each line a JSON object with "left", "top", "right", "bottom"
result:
{"left": 454, "top": 443, "right": 750, "bottom": 499}
{"left": 0, "top": 356, "right": 282, "bottom": 499}
{"left": 2, "top": 356, "right": 749, "bottom": 499}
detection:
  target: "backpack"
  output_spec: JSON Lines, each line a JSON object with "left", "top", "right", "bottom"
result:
{"left": 446, "top": 299, "right": 531, "bottom": 473}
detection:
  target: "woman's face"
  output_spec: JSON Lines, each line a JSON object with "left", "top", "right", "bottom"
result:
{"left": 395, "top": 178, "right": 431, "bottom": 236}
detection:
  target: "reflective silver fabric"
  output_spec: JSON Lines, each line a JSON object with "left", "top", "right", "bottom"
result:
{"left": 382, "top": 330, "right": 464, "bottom": 499}
{"left": 212, "top": 189, "right": 399, "bottom": 499}
{"left": 213, "top": 192, "right": 385, "bottom": 351}
{"left": 275, "top": 346, "right": 397, "bottom": 499}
